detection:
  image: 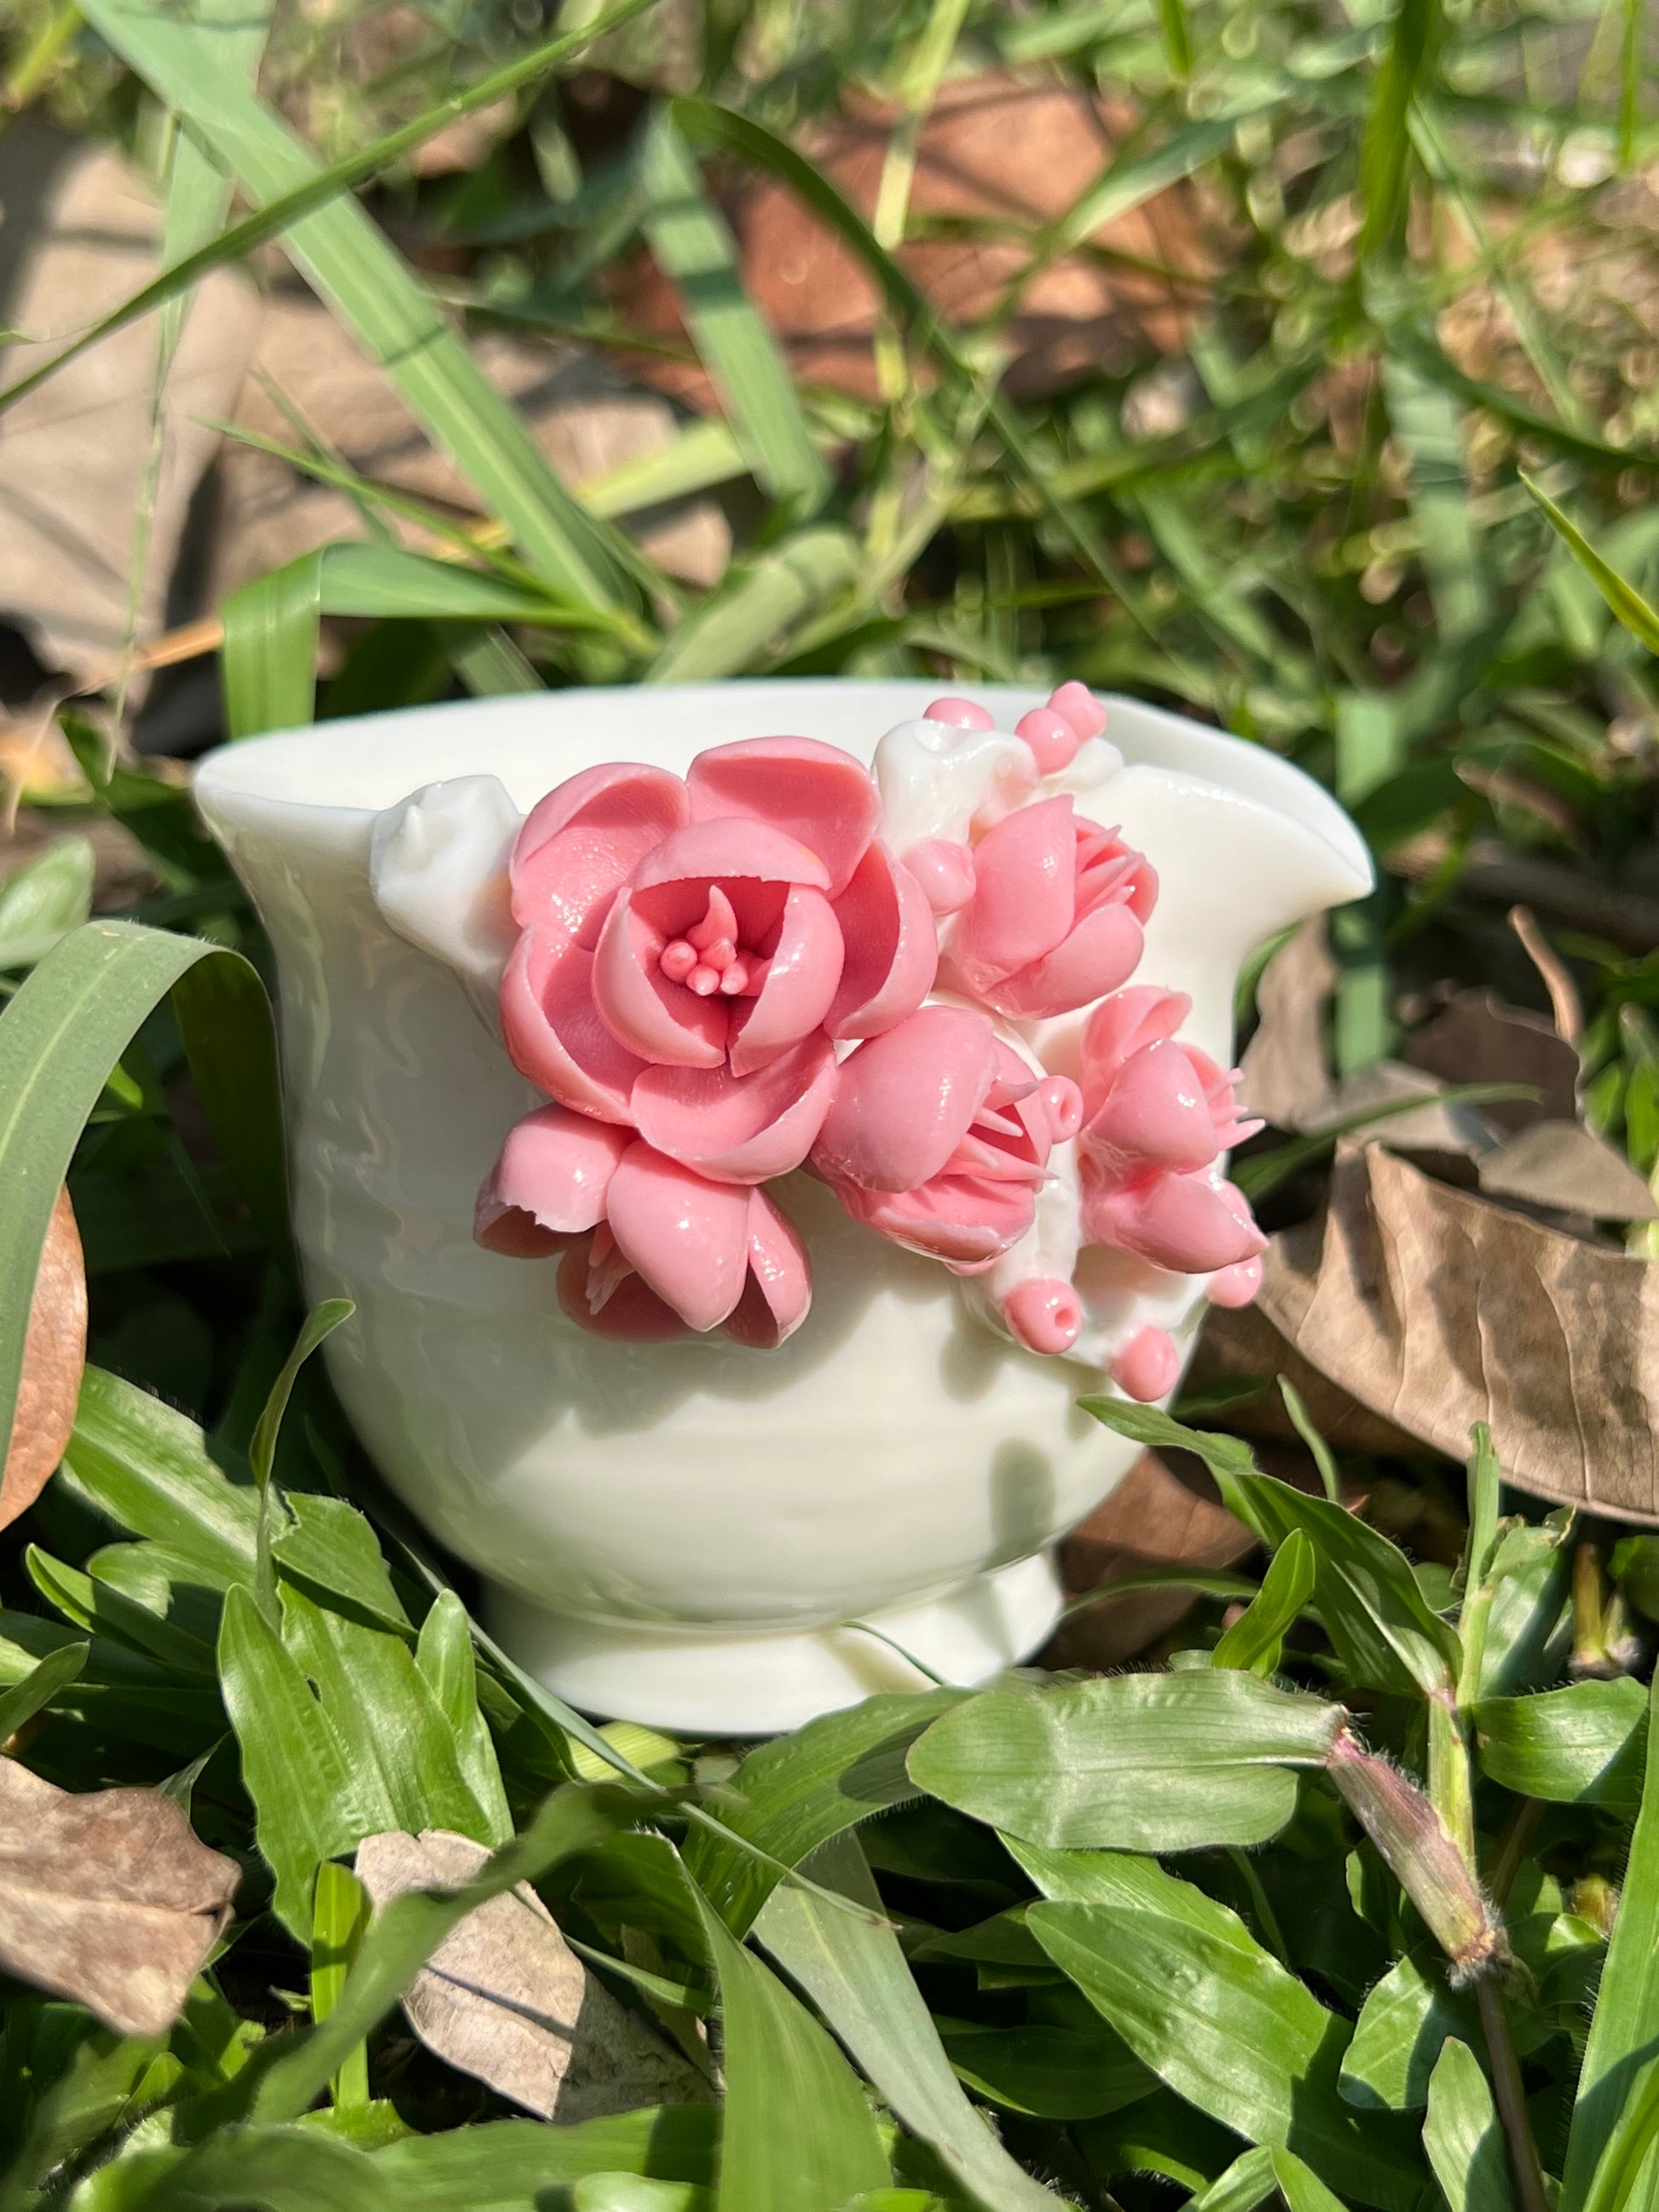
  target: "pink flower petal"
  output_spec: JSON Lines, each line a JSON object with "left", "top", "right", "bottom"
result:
{"left": 474, "top": 1105, "right": 631, "bottom": 1256}
{"left": 511, "top": 763, "right": 689, "bottom": 939}
{"left": 592, "top": 892, "right": 727, "bottom": 1068}
{"left": 725, "top": 1189, "right": 812, "bottom": 1348}
{"left": 631, "top": 814, "right": 832, "bottom": 895}
{"left": 812, "top": 1004, "right": 998, "bottom": 1193}
{"left": 1207, "top": 1256, "right": 1263, "bottom": 1308}
{"left": 556, "top": 1234, "right": 691, "bottom": 1341}
{"left": 602, "top": 1143, "right": 751, "bottom": 1332}
{"left": 1084, "top": 1170, "right": 1268, "bottom": 1273}
{"left": 976, "top": 899, "right": 1144, "bottom": 1019}
{"left": 1080, "top": 986, "right": 1191, "bottom": 1093}
{"left": 727, "top": 884, "right": 845, "bottom": 1076}
{"left": 631, "top": 1034, "right": 837, "bottom": 1184}
{"left": 1016, "top": 706, "right": 1079, "bottom": 776}
{"left": 686, "top": 737, "right": 879, "bottom": 898}
{"left": 902, "top": 837, "right": 977, "bottom": 916}
{"left": 825, "top": 844, "right": 938, "bottom": 1042}
{"left": 836, "top": 1176, "right": 1032, "bottom": 1272}
{"left": 951, "top": 795, "right": 1078, "bottom": 985}
{"left": 500, "top": 927, "right": 644, "bottom": 1121}
{"left": 1048, "top": 681, "right": 1107, "bottom": 742}
{"left": 474, "top": 1206, "right": 566, "bottom": 1259}
{"left": 1080, "top": 1037, "right": 1223, "bottom": 1179}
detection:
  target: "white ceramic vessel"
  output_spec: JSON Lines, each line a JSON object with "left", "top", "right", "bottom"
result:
{"left": 195, "top": 680, "right": 1371, "bottom": 1734}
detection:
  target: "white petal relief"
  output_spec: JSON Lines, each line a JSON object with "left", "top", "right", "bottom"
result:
{"left": 369, "top": 776, "right": 523, "bottom": 1031}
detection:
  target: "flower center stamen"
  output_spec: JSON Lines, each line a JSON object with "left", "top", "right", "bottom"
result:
{"left": 659, "top": 886, "right": 762, "bottom": 1000}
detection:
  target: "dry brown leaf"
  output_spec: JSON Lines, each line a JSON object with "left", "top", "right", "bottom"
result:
{"left": 1188, "top": 1300, "right": 1425, "bottom": 1460}
{"left": 0, "top": 118, "right": 256, "bottom": 685}
{"left": 215, "top": 315, "right": 729, "bottom": 604}
{"left": 3, "top": 1186, "right": 87, "bottom": 1532}
{"left": 1259, "top": 1141, "right": 1659, "bottom": 1522}
{"left": 0, "top": 1756, "right": 240, "bottom": 2034}
{"left": 1478, "top": 1120, "right": 1658, "bottom": 1223}
{"left": 355, "top": 1829, "right": 712, "bottom": 2121}
{"left": 1404, "top": 988, "right": 1579, "bottom": 1133}
{"left": 1239, "top": 919, "right": 1339, "bottom": 1132}
{"left": 1313, "top": 1062, "right": 1500, "bottom": 1173}
{"left": 613, "top": 74, "right": 1210, "bottom": 405}
{"left": 1042, "top": 1449, "right": 1258, "bottom": 1670}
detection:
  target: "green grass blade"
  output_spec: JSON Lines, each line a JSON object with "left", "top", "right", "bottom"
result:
{"left": 76, "top": 0, "right": 649, "bottom": 613}
{"left": 1381, "top": 360, "right": 1490, "bottom": 645}
{"left": 1523, "top": 475, "right": 1659, "bottom": 656}
{"left": 0, "top": 922, "right": 284, "bottom": 1477}
{"left": 0, "top": 0, "right": 663, "bottom": 428}
{"left": 647, "top": 526, "right": 858, "bottom": 680}
{"left": 1358, "top": 0, "right": 1441, "bottom": 259}
{"left": 639, "top": 107, "right": 827, "bottom": 516}
{"left": 0, "top": 1640, "right": 89, "bottom": 1741}
{"left": 693, "top": 1882, "right": 892, "bottom": 2212}
{"left": 754, "top": 1831, "right": 1065, "bottom": 2212}
{"left": 223, "top": 543, "right": 627, "bottom": 737}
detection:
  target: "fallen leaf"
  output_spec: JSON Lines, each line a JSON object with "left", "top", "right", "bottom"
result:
{"left": 1042, "top": 1450, "right": 1258, "bottom": 1670}
{"left": 1259, "top": 1142, "right": 1659, "bottom": 1523}
{"left": 1309, "top": 1062, "right": 1501, "bottom": 1173}
{"left": 613, "top": 74, "right": 1209, "bottom": 405}
{"left": 355, "top": 1829, "right": 711, "bottom": 2121}
{"left": 216, "top": 312, "right": 730, "bottom": 606}
{"left": 0, "top": 116, "right": 256, "bottom": 685}
{"left": 3, "top": 1186, "right": 87, "bottom": 1531}
{"left": 1238, "top": 918, "right": 1338, "bottom": 1131}
{"left": 1477, "top": 1120, "right": 1658, "bottom": 1223}
{"left": 1188, "top": 1300, "right": 1425, "bottom": 1461}
{"left": 1404, "top": 988, "right": 1578, "bottom": 1133}
{"left": 0, "top": 1754, "right": 240, "bottom": 2035}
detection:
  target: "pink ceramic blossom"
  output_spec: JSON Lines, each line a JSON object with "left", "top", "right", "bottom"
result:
{"left": 499, "top": 741, "right": 935, "bottom": 1182}
{"left": 947, "top": 796, "right": 1157, "bottom": 1019}
{"left": 477, "top": 1105, "right": 809, "bottom": 1346}
{"left": 1076, "top": 985, "right": 1265, "bottom": 1276}
{"left": 811, "top": 1004, "right": 1081, "bottom": 1273}
{"left": 483, "top": 736, "right": 939, "bottom": 1343}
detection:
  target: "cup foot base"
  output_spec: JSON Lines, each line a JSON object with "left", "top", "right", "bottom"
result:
{"left": 488, "top": 1554, "right": 1062, "bottom": 1736}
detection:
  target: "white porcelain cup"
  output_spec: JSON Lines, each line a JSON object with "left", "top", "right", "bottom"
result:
{"left": 195, "top": 680, "right": 1371, "bottom": 1733}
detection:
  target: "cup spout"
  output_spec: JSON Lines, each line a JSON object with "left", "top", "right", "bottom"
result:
{"left": 1088, "top": 706, "right": 1375, "bottom": 1063}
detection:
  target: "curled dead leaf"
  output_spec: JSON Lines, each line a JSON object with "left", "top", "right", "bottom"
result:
{"left": 1405, "top": 987, "right": 1579, "bottom": 1133}
{"left": 1189, "top": 1301, "right": 1424, "bottom": 1460}
{"left": 1043, "top": 1450, "right": 1258, "bottom": 1670}
{"left": 355, "top": 1829, "right": 711, "bottom": 2122}
{"left": 1478, "top": 1120, "right": 1657, "bottom": 1223}
{"left": 1238, "top": 918, "right": 1339, "bottom": 1132}
{"left": 3, "top": 1186, "right": 87, "bottom": 1532}
{"left": 1259, "top": 1142, "right": 1659, "bottom": 1523}
{"left": 0, "top": 1756, "right": 240, "bottom": 2036}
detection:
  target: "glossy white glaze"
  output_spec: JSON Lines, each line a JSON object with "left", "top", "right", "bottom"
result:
{"left": 195, "top": 680, "right": 1371, "bottom": 1732}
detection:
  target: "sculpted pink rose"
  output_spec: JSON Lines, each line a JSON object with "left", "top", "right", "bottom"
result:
{"left": 500, "top": 741, "right": 934, "bottom": 1179}
{"left": 811, "top": 1003, "right": 1082, "bottom": 1273}
{"left": 1076, "top": 985, "right": 1266, "bottom": 1276}
{"left": 480, "top": 736, "right": 937, "bottom": 1341}
{"left": 946, "top": 794, "right": 1157, "bottom": 1020}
